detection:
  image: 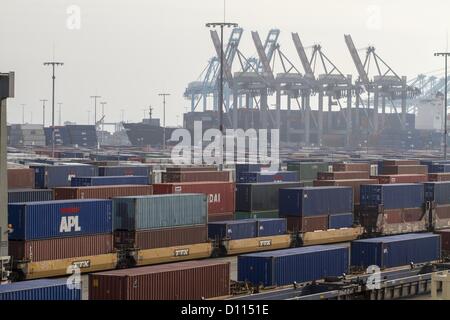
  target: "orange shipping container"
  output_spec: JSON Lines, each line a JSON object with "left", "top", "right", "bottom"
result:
{"left": 54, "top": 185, "right": 153, "bottom": 200}
{"left": 7, "top": 168, "right": 35, "bottom": 189}
{"left": 332, "top": 163, "right": 370, "bottom": 172}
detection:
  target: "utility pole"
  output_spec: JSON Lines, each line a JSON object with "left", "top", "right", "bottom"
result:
{"left": 21, "top": 104, "right": 25, "bottom": 124}
{"left": 206, "top": 21, "right": 238, "bottom": 168}
{"left": 435, "top": 52, "right": 450, "bottom": 160}
{"left": 43, "top": 61, "right": 64, "bottom": 158}
{"left": 58, "top": 102, "right": 62, "bottom": 126}
{"left": 40, "top": 99, "right": 48, "bottom": 127}
{"left": 148, "top": 105, "right": 153, "bottom": 119}
{"left": 90, "top": 95, "right": 101, "bottom": 128}
{"left": 158, "top": 93, "right": 170, "bottom": 150}
{"left": 100, "top": 101, "right": 107, "bottom": 145}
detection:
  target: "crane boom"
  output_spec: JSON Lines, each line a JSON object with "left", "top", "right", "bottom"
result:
{"left": 210, "top": 30, "right": 234, "bottom": 87}
{"left": 251, "top": 31, "right": 275, "bottom": 82}
{"left": 344, "top": 34, "right": 370, "bottom": 88}
{"left": 292, "top": 33, "right": 314, "bottom": 76}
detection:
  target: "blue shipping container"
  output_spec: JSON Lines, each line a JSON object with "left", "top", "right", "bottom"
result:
{"left": 351, "top": 233, "right": 441, "bottom": 269}
{"left": 235, "top": 163, "right": 262, "bottom": 179}
{"left": 424, "top": 182, "right": 450, "bottom": 205}
{"left": 429, "top": 164, "right": 450, "bottom": 173}
{"left": 71, "top": 175, "right": 150, "bottom": 187}
{"left": 8, "top": 199, "right": 112, "bottom": 240}
{"left": 238, "top": 245, "right": 349, "bottom": 287}
{"left": 238, "top": 171, "right": 298, "bottom": 183}
{"left": 329, "top": 213, "right": 353, "bottom": 229}
{"left": 360, "top": 184, "right": 424, "bottom": 209}
{"left": 8, "top": 189, "right": 54, "bottom": 203}
{"left": 257, "top": 218, "right": 287, "bottom": 237}
{"left": 0, "top": 278, "right": 81, "bottom": 300}
{"left": 279, "top": 187, "right": 353, "bottom": 217}
{"left": 98, "top": 166, "right": 151, "bottom": 177}
{"left": 208, "top": 220, "right": 257, "bottom": 240}
{"left": 32, "top": 164, "right": 98, "bottom": 188}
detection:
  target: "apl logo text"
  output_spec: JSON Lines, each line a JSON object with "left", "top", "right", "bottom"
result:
{"left": 60, "top": 216, "right": 81, "bottom": 233}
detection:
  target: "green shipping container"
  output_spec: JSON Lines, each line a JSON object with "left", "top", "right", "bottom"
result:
{"left": 234, "top": 211, "right": 279, "bottom": 220}
{"left": 287, "top": 162, "right": 329, "bottom": 181}
{"left": 113, "top": 193, "right": 207, "bottom": 231}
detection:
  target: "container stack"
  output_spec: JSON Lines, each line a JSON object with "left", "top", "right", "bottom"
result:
{"left": 424, "top": 181, "right": 450, "bottom": 230}
{"left": 286, "top": 161, "right": 329, "bottom": 186}
{"left": 54, "top": 185, "right": 153, "bottom": 200}
{"left": 8, "top": 199, "right": 114, "bottom": 262}
{"left": 208, "top": 218, "right": 287, "bottom": 240}
{"left": 112, "top": 194, "right": 208, "bottom": 249}
{"left": 314, "top": 162, "right": 376, "bottom": 208}
{"left": 31, "top": 164, "right": 98, "bottom": 188}
{"left": 357, "top": 183, "right": 426, "bottom": 235}
{"left": 234, "top": 182, "right": 302, "bottom": 219}
{"left": 66, "top": 125, "right": 98, "bottom": 148}
{"left": 8, "top": 124, "right": 46, "bottom": 147}
{"left": 373, "top": 159, "right": 428, "bottom": 184}
{"left": 162, "top": 166, "right": 229, "bottom": 183}
{"left": 279, "top": 186, "right": 354, "bottom": 232}
{"left": 7, "top": 168, "right": 35, "bottom": 189}
{"left": 153, "top": 181, "right": 235, "bottom": 222}
{"left": 70, "top": 175, "right": 151, "bottom": 186}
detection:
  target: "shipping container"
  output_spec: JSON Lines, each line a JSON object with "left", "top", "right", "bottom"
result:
{"left": 383, "top": 159, "right": 420, "bottom": 166}
{"left": 114, "top": 225, "right": 207, "bottom": 249}
{"left": 9, "top": 233, "right": 113, "bottom": 262}
{"left": 208, "top": 220, "right": 257, "bottom": 240}
{"left": 0, "top": 278, "right": 81, "bottom": 300}
{"left": 8, "top": 168, "right": 35, "bottom": 189}
{"left": 381, "top": 165, "right": 427, "bottom": 175}
{"left": 32, "top": 164, "right": 98, "bottom": 188}
{"left": 153, "top": 182, "right": 235, "bottom": 214}
{"left": 329, "top": 213, "right": 353, "bottom": 229}
{"left": 313, "top": 179, "right": 378, "bottom": 205}
{"left": 429, "top": 173, "right": 450, "bottom": 182}
{"left": 71, "top": 175, "right": 150, "bottom": 187}
{"left": 163, "top": 171, "right": 229, "bottom": 183}
{"left": 429, "top": 164, "right": 450, "bottom": 173}
{"left": 89, "top": 260, "right": 230, "bottom": 300}
{"left": 238, "top": 171, "right": 298, "bottom": 183}
{"left": 286, "top": 162, "right": 329, "bottom": 181}
{"left": 234, "top": 211, "right": 279, "bottom": 220}
{"left": 374, "top": 174, "right": 428, "bottom": 184}
{"left": 360, "top": 184, "right": 424, "bottom": 209}
{"left": 436, "top": 229, "right": 450, "bottom": 252}
{"left": 208, "top": 212, "right": 234, "bottom": 222}
{"left": 332, "top": 163, "right": 370, "bottom": 172}
{"left": 279, "top": 187, "right": 353, "bottom": 217}
{"left": 54, "top": 185, "right": 153, "bottom": 200}
{"left": 257, "top": 219, "right": 287, "bottom": 237}
{"left": 98, "top": 166, "right": 151, "bottom": 177}
{"left": 351, "top": 233, "right": 441, "bottom": 269}
{"left": 8, "top": 199, "right": 113, "bottom": 240}
{"left": 8, "top": 189, "right": 54, "bottom": 203}
{"left": 317, "top": 171, "right": 369, "bottom": 180}
{"left": 113, "top": 194, "right": 207, "bottom": 231}
{"left": 235, "top": 182, "right": 303, "bottom": 212}
{"left": 235, "top": 163, "right": 262, "bottom": 181}
{"left": 286, "top": 216, "right": 329, "bottom": 232}
{"left": 424, "top": 182, "right": 450, "bottom": 205}
{"left": 238, "top": 245, "right": 349, "bottom": 287}
{"left": 166, "top": 166, "right": 218, "bottom": 172}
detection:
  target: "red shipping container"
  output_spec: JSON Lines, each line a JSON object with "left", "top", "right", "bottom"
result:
{"left": 428, "top": 173, "right": 450, "bottom": 182}
{"left": 208, "top": 212, "right": 234, "bottom": 222}
{"left": 286, "top": 215, "right": 328, "bottom": 233}
{"left": 313, "top": 179, "right": 378, "bottom": 205}
{"left": 153, "top": 182, "right": 235, "bottom": 214}
{"left": 7, "top": 168, "right": 35, "bottom": 189}
{"left": 54, "top": 185, "right": 153, "bottom": 200}
{"left": 436, "top": 229, "right": 450, "bottom": 252}
{"left": 114, "top": 225, "right": 208, "bottom": 249}
{"left": 381, "top": 165, "right": 427, "bottom": 175}
{"left": 163, "top": 171, "right": 229, "bottom": 183}
{"left": 332, "top": 163, "right": 370, "bottom": 172}
{"left": 317, "top": 171, "right": 369, "bottom": 180}
{"left": 436, "top": 205, "right": 450, "bottom": 219}
{"left": 9, "top": 234, "right": 113, "bottom": 262}
{"left": 402, "top": 208, "right": 425, "bottom": 222}
{"left": 89, "top": 260, "right": 230, "bottom": 300}
{"left": 166, "top": 166, "right": 218, "bottom": 172}
{"left": 374, "top": 174, "right": 428, "bottom": 184}
{"left": 382, "top": 159, "right": 420, "bottom": 166}
{"left": 384, "top": 210, "right": 403, "bottom": 224}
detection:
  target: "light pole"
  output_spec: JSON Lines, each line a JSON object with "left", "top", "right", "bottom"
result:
{"left": 206, "top": 22, "right": 238, "bottom": 168}
{"left": 100, "top": 101, "right": 107, "bottom": 146}
{"left": 43, "top": 61, "right": 63, "bottom": 158}
{"left": 120, "top": 109, "right": 125, "bottom": 123}
{"left": 40, "top": 99, "right": 48, "bottom": 127}
{"left": 21, "top": 104, "right": 25, "bottom": 124}
{"left": 158, "top": 93, "right": 170, "bottom": 150}
{"left": 90, "top": 95, "right": 101, "bottom": 128}
{"left": 87, "top": 110, "right": 91, "bottom": 124}
{"left": 58, "top": 102, "right": 63, "bottom": 126}
{"left": 435, "top": 52, "right": 450, "bottom": 160}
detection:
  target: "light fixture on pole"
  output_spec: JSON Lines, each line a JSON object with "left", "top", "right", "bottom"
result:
{"left": 43, "top": 61, "right": 64, "bottom": 158}
{"left": 100, "top": 101, "right": 107, "bottom": 146}
{"left": 40, "top": 99, "right": 48, "bottom": 127}
{"left": 158, "top": 93, "right": 170, "bottom": 150}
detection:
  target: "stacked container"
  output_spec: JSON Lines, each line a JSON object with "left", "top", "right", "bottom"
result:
{"left": 208, "top": 218, "right": 287, "bottom": 240}
{"left": 238, "top": 171, "right": 298, "bottom": 183}
{"left": 8, "top": 199, "right": 114, "bottom": 262}
{"left": 424, "top": 182, "right": 450, "bottom": 230}
{"left": 8, "top": 189, "right": 54, "bottom": 203}
{"left": 70, "top": 175, "right": 151, "bottom": 186}
{"left": 286, "top": 161, "right": 329, "bottom": 186}
{"left": 7, "top": 168, "right": 35, "bottom": 189}
{"left": 112, "top": 194, "right": 208, "bottom": 249}
{"left": 0, "top": 279, "right": 81, "bottom": 300}
{"left": 162, "top": 171, "right": 229, "bottom": 183}
{"left": 31, "top": 164, "right": 98, "bottom": 188}
{"left": 279, "top": 186, "right": 353, "bottom": 232}
{"left": 54, "top": 185, "right": 153, "bottom": 200}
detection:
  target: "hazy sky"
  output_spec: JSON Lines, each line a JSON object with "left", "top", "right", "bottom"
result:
{"left": 1, "top": 0, "right": 449, "bottom": 127}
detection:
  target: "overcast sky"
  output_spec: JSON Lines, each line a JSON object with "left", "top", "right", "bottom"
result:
{"left": 1, "top": 0, "right": 449, "bottom": 127}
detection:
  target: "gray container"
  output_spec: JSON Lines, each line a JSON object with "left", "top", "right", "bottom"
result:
{"left": 113, "top": 193, "right": 207, "bottom": 231}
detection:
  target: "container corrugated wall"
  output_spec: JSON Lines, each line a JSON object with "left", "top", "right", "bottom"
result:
{"left": 89, "top": 261, "right": 230, "bottom": 300}
{"left": 0, "top": 279, "right": 81, "bottom": 300}
{"left": 360, "top": 184, "right": 424, "bottom": 209}
{"left": 238, "top": 245, "right": 349, "bottom": 287}
{"left": 7, "top": 168, "right": 35, "bottom": 189}
{"left": 32, "top": 165, "right": 98, "bottom": 188}
{"left": 8, "top": 199, "right": 113, "bottom": 240}
{"left": 54, "top": 185, "right": 153, "bottom": 200}
{"left": 98, "top": 166, "right": 151, "bottom": 176}
{"left": 70, "top": 175, "right": 150, "bottom": 186}
{"left": 424, "top": 182, "right": 450, "bottom": 205}
{"left": 238, "top": 171, "right": 298, "bottom": 183}
{"left": 113, "top": 194, "right": 207, "bottom": 231}
{"left": 8, "top": 189, "right": 54, "bottom": 203}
